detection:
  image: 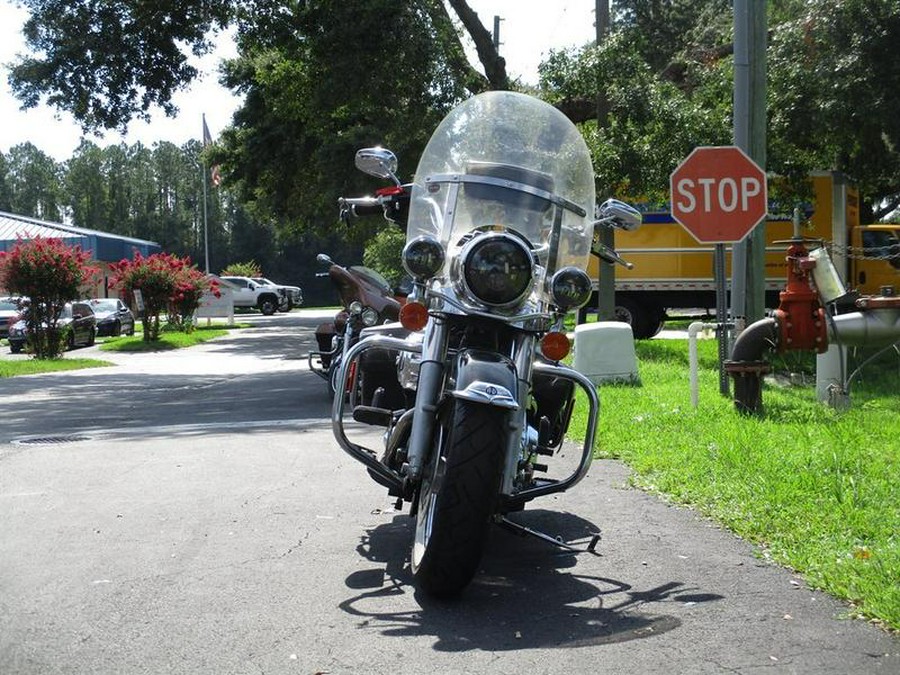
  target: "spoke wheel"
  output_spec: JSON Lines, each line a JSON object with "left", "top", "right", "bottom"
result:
{"left": 412, "top": 400, "right": 506, "bottom": 597}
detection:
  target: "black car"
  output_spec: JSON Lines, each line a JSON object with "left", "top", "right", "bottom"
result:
{"left": 87, "top": 298, "right": 135, "bottom": 337}
{"left": 8, "top": 301, "right": 97, "bottom": 353}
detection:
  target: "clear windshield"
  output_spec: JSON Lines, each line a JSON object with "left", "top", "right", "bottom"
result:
{"left": 407, "top": 91, "right": 596, "bottom": 281}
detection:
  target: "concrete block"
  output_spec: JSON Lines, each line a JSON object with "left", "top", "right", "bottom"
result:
{"left": 572, "top": 321, "right": 640, "bottom": 384}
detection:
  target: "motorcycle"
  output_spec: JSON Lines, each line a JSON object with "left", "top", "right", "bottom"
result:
{"left": 308, "top": 254, "right": 402, "bottom": 397}
{"left": 331, "top": 91, "right": 642, "bottom": 597}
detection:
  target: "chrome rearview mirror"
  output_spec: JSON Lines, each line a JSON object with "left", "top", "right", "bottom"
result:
{"left": 355, "top": 147, "right": 400, "bottom": 185}
{"left": 594, "top": 199, "right": 642, "bottom": 231}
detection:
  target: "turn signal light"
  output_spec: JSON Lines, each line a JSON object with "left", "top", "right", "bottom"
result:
{"left": 400, "top": 301, "right": 428, "bottom": 331}
{"left": 540, "top": 331, "right": 570, "bottom": 361}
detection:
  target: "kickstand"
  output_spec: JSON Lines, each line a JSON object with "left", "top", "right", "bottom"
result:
{"left": 496, "top": 515, "right": 601, "bottom": 556}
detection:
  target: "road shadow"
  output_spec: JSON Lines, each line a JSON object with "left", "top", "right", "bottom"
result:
{"left": 339, "top": 509, "right": 724, "bottom": 651}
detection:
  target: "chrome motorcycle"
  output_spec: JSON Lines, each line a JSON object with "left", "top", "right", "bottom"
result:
{"left": 332, "top": 91, "right": 641, "bottom": 597}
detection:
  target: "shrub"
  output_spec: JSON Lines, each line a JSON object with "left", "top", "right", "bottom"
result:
{"left": 0, "top": 237, "right": 97, "bottom": 359}
{"left": 111, "top": 252, "right": 216, "bottom": 340}
{"left": 220, "top": 261, "right": 262, "bottom": 278}
{"left": 168, "top": 265, "right": 220, "bottom": 332}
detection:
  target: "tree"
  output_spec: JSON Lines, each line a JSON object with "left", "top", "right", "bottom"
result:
{"left": 767, "top": 0, "right": 900, "bottom": 219}
{"left": 363, "top": 227, "right": 407, "bottom": 288}
{"left": 0, "top": 237, "right": 98, "bottom": 359}
{"left": 5, "top": 143, "right": 63, "bottom": 220}
{"left": 9, "top": 0, "right": 232, "bottom": 131}
{"left": 64, "top": 140, "right": 110, "bottom": 229}
{"left": 109, "top": 251, "right": 180, "bottom": 341}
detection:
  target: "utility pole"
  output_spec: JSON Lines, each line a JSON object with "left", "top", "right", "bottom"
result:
{"left": 492, "top": 15, "right": 502, "bottom": 50}
{"left": 730, "top": 0, "right": 767, "bottom": 329}
{"left": 595, "top": 0, "right": 614, "bottom": 320}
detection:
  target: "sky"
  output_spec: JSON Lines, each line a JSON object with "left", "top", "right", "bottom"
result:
{"left": 0, "top": 1, "right": 597, "bottom": 162}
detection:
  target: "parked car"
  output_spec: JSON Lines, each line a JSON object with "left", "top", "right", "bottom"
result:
{"left": 8, "top": 301, "right": 97, "bottom": 353}
{"left": 251, "top": 277, "right": 304, "bottom": 310}
{"left": 86, "top": 298, "right": 135, "bottom": 337}
{"left": 0, "top": 296, "right": 25, "bottom": 339}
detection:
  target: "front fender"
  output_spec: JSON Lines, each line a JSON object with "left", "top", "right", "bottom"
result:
{"left": 451, "top": 349, "right": 519, "bottom": 410}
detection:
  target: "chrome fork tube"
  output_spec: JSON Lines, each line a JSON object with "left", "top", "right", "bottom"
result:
{"left": 405, "top": 317, "right": 450, "bottom": 481}
{"left": 500, "top": 333, "right": 536, "bottom": 493}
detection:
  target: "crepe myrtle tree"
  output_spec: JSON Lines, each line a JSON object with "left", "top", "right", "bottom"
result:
{"left": 168, "top": 264, "right": 220, "bottom": 332}
{"left": 111, "top": 251, "right": 215, "bottom": 340}
{"left": 0, "top": 236, "right": 98, "bottom": 359}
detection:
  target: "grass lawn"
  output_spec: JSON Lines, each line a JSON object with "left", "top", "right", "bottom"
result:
{"left": 0, "top": 323, "right": 241, "bottom": 375}
{"left": 570, "top": 336, "right": 899, "bottom": 631}
{"left": 99, "top": 324, "right": 231, "bottom": 352}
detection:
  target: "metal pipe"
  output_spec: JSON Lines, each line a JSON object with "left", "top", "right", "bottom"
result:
{"left": 724, "top": 317, "right": 778, "bottom": 415}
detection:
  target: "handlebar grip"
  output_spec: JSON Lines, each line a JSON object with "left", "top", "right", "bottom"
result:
{"left": 338, "top": 196, "right": 383, "bottom": 218}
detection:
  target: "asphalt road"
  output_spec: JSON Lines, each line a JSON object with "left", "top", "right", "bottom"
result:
{"left": 1, "top": 312, "right": 897, "bottom": 674}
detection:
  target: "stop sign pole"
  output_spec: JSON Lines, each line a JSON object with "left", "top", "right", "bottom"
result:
{"left": 670, "top": 145, "right": 767, "bottom": 396}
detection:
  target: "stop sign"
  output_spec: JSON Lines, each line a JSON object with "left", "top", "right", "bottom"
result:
{"left": 670, "top": 146, "right": 767, "bottom": 243}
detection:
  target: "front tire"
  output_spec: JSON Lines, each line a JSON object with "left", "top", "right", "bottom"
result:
{"left": 412, "top": 400, "right": 507, "bottom": 597}
{"left": 259, "top": 297, "right": 277, "bottom": 316}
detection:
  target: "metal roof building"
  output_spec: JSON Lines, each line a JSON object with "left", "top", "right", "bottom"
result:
{"left": 0, "top": 211, "right": 160, "bottom": 261}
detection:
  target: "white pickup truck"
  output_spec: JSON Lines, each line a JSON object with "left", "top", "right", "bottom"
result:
{"left": 219, "top": 276, "right": 285, "bottom": 315}
{"left": 252, "top": 277, "right": 303, "bottom": 311}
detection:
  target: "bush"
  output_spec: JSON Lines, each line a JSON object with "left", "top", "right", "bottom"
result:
{"left": 0, "top": 237, "right": 97, "bottom": 359}
{"left": 111, "top": 252, "right": 217, "bottom": 340}
{"left": 220, "top": 261, "right": 262, "bottom": 278}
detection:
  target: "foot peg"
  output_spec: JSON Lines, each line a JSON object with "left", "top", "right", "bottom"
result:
{"left": 352, "top": 405, "right": 393, "bottom": 426}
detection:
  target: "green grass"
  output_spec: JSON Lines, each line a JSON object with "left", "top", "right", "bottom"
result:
{"left": 570, "top": 338, "right": 900, "bottom": 631}
{"left": 99, "top": 325, "right": 231, "bottom": 352}
{"left": 0, "top": 357, "right": 113, "bottom": 377}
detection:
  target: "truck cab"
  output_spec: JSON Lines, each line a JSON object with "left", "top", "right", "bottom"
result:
{"left": 851, "top": 224, "right": 900, "bottom": 295}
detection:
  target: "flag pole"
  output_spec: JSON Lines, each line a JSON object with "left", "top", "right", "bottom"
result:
{"left": 201, "top": 114, "right": 210, "bottom": 273}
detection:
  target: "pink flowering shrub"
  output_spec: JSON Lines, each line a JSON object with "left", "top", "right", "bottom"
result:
{"left": 110, "top": 252, "right": 218, "bottom": 340}
{"left": 0, "top": 237, "right": 98, "bottom": 359}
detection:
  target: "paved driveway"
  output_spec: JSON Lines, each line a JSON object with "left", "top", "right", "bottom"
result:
{"left": 0, "top": 311, "right": 897, "bottom": 674}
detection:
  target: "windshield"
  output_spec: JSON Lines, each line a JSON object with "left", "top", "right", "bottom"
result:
{"left": 349, "top": 266, "right": 392, "bottom": 293}
{"left": 89, "top": 299, "right": 118, "bottom": 312}
{"left": 407, "top": 91, "right": 596, "bottom": 281}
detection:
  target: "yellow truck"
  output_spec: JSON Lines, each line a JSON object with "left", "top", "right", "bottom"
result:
{"left": 590, "top": 172, "right": 900, "bottom": 338}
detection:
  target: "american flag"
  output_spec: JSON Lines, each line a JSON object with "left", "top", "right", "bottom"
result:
{"left": 202, "top": 114, "right": 222, "bottom": 187}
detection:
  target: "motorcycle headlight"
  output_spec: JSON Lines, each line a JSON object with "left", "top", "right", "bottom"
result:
{"left": 361, "top": 307, "right": 379, "bottom": 326}
{"left": 459, "top": 233, "right": 534, "bottom": 307}
{"left": 549, "top": 267, "right": 593, "bottom": 309}
{"left": 403, "top": 236, "right": 445, "bottom": 279}
{"left": 348, "top": 301, "right": 363, "bottom": 316}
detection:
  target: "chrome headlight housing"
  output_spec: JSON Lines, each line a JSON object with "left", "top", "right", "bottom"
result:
{"left": 457, "top": 232, "right": 535, "bottom": 308}
{"left": 549, "top": 267, "right": 593, "bottom": 309}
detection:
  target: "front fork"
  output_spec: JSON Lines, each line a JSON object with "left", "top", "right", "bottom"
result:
{"left": 404, "top": 317, "right": 450, "bottom": 481}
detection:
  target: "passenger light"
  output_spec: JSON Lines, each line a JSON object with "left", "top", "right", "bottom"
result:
{"left": 549, "top": 267, "right": 592, "bottom": 309}
{"left": 540, "top": 332, "right": 570, "bottom": 361}
{"left": 400, "top": 301, "right": 428, "bottom": 331}
{"left": 403, "top": 236, "right": 445, "bottom": 279}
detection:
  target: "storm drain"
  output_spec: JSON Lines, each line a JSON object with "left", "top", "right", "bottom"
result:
{"left": 11, "top": 434, "right": 93, "bottom": 446}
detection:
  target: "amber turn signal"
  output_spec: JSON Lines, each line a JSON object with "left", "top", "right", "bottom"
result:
{"left": 540, "top": 331, "right": 570, "bottom": 361}
{"left": 400, "top": 301, "right": 429, "bottom": 331}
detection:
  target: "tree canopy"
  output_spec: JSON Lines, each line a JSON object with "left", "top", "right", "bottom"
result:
{"left": 6, "top": 0, "right": 900, "bottom": 291}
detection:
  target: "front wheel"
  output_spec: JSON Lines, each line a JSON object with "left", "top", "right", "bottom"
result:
{"left": 412, "top": 400, "right": 507, "bottom": 597}
{"left": 259, "top": 297, "right": 277, "bottom": 316}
